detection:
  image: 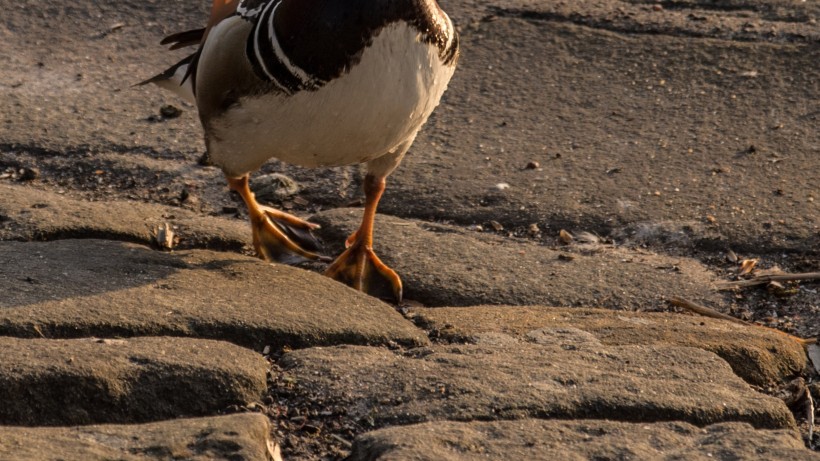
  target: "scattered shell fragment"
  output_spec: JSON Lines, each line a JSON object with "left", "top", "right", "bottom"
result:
{"left": 267, "top": 439, "right": 284, "bottom": 461}
{"left": 767, "top": 281, "right": 798, "bottom": 297}
{"left": 489, "top": 220, "right": 504, "bottom": 232}
{"left": 755, "top": 266, "right": 786, "bottom": 277}
{"left": 738, "top": 259, "right": 758, "bottom": 276}
{"left": 558, "top": 229, "right": 574, "bottom": 244}
{"left": 494, "top": 182, "right": 510, "bottom": 191}
{"left": 726, "top": 249, "right": 738, "bottom": 263}
{"left": 153, "top": 223, "right": 176, "bottom": 250}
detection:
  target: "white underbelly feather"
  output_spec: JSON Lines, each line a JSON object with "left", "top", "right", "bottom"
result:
{"left": 208, "top": 22, "right": 454, "bottom": 175}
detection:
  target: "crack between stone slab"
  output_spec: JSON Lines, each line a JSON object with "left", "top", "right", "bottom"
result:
{"left": 3, "top": 231, "right": 247, "bottom": 255}
{"left": 634, "top": 0, "right": 758, "bottom": 13}
{"left": 0, "top": 142, "right": 194, "bottom": 162}
{"left": 375, "top": 200, "right": 820, "bottom": 258}
{"left": 626, "top": 0, "right": 813, "bottom": 23}
{"left": 486, "top": 7, "right": 817, "bottom": 44}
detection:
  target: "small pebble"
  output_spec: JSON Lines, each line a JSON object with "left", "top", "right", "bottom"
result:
{"left": 525, "top": 161, "right": 540, "bottom": 169}
{"left": 251, "top": 173, "right": 299, "bottom": 201}
{"left": 18, "top": 167, "right": 39, "bottom": 182}
{"left": 558, "top": 229, "right": 573, "bottom": 244}
{"left": 198, "top": 151, "right": 213, "bottom": 166}
{"left": 495, "top": 182, "right": 510, "bottom": 191}
{"left": 160, "top": 104, "right": 183, "bottom": 119}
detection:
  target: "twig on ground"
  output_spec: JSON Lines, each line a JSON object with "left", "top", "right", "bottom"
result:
{"left": 668, "top": 296, "right": 746, "bottom": 325}
{"left": 716, "top": 272, "right": 820, "bottom": 290}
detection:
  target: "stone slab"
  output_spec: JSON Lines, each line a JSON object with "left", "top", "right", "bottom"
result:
{"left": 383, "top": 15, "right": 819, "bottom": 254}
{"left": 0, "top": 413, "right": 274, "bottom": 461}
{"left": 349, "top": 419, "right": 819, "bottom": 461}
{"left": 412, "top": 306, "right": 808, "bottom": 387}
{"left": 314, "top": 208, "right": 727, "bottom": 309}
{"left": 473, "top": 0, "right": 820, "bottom": 42}
{"left": 2, "top": 1, "right": 817, "bottom": 257}
{"left": 277, "top": 332, "right": 795, "bottom": 431}
{"left": 0, "top": 183, "right": 248, "bottom": 251}
{"left": 0, "top": 239, "right": 428, "bottom": 349}
{"left": 0, "top": 337, "right": 266, "bottom": 426}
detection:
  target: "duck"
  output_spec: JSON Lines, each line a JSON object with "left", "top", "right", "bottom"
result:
{"left": 143, "top": 0, "right": 459, "bottom": 302}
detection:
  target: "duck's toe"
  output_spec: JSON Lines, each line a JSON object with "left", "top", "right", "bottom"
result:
{"left": 324, "top": 243, "right": 402, "bottom": 303}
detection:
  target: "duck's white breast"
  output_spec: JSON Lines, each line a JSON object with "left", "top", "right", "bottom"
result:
{"left": 208, "top": 22, "right": 455, "bottom": 176}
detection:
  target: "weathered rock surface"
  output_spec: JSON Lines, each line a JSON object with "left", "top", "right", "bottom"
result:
{"left": 442, "top": 0, "right": 820, "bottom": 41}
{"left": 0, "top": 336, "right": 266, "bottom": 426}
{"left": 3, "top": 1, "right": 817, "bottom": 256}
{"left": 0, "top": 239, "right": 428, "bottom": 349}
{"left": 349, "top": 419, "right": 819, "bottom": 461}
{"left": 1, "top": 0, "right": 818, "bottom": 458}
{"left": 387, "top": 15, "right": 820, "bottom": 254}
{"left": 277, "top": 332, "right": 795, "bottom": 430}
{"left": 0, "top": 413, "right": 274, "bottom": 461}
{"left": 314, "top": 208, "right": 727, "bottom": 309}
{"left": 412, "top": 306, "right": 808, "bottom": 387}
{"left": 0, "top": 183, "right": 248, "bottom": 251}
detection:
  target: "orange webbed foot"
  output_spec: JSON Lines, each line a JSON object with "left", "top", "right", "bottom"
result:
{"left": 324, "top": 240, "right": 402, "bottom": 303}
{"left": 228, "top": 175, "right": 331, "bottom": 265}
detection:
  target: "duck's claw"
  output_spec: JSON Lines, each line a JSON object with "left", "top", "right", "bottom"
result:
{"left": 324, "top": 243, "right": 402, "bottom": 303}
{"left": 253, "top": 212, "right": 331, "bottom": 264}
{"left": 228, "top": 174, "right": 331, "bottom": 265}
{"left": 260, "top": 206, "right": 324, "bottom": 254}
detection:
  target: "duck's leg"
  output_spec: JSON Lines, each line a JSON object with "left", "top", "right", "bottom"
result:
{"left": 324, "top": 173, "right": 402, "bottom": 302}
{"left": 227, "top": 175, "right": 330, "bottom": 264}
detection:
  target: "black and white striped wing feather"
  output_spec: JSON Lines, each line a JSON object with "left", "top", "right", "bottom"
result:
{"left": 241, "top": 0, "right": 321, "bottom": 94}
